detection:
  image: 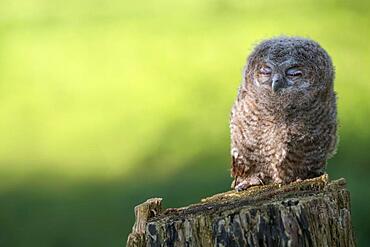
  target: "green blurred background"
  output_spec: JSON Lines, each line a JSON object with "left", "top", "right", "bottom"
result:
{"left": 0, "top": 0, "right": 369, "bottom": 246}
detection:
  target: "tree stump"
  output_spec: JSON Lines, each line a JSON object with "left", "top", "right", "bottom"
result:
{"left": 126, "top": 175, "right": 355, "bottom": 247}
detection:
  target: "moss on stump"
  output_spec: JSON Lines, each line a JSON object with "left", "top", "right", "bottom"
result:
{"left": 126, "top": 175, "right": 355, "bottom": 247}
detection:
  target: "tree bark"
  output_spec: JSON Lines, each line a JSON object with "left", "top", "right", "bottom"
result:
{"left": 126, "top": 174, "right": 355, "bottom": 247}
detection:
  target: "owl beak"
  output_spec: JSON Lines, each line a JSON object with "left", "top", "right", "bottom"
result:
{"left": 271, "top": 74, "right": 284, "bottom": 93}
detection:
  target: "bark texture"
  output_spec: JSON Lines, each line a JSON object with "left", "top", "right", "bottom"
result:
{"left": 126, "top": 175, "right": 355, "bottom": 247}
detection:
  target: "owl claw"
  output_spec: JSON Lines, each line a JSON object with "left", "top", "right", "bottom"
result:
{"left": 235, "top": 182, "right": 249, "bottom": 192}
{"left": 233, "top": 176, "right": 263, "bottom": 192}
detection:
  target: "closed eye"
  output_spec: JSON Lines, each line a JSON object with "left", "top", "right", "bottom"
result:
{"left": 286, "top": 67, "right": 303, "bottom": 77}
{"left": 259, "top": 66, "right": 272, "bottom": 75}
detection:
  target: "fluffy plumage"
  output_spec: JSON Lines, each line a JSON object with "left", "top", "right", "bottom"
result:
{"left": 230, "top": 37, "right": 337, "bottom": 191}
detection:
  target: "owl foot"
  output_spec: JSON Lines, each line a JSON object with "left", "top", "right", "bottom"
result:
{"left": 233, "top": 175, "right": 264, "bottom": 192}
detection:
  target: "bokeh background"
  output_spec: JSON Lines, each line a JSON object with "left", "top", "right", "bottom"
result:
{"left": 0, "top": 0, "right": 369, "bottom": 246}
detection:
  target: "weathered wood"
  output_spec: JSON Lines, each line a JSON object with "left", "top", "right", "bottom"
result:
{"left": 126, "top": 175, "right": 355, "bottom": 247}
{"left": 126, "top": 198, "right": 163, "bottom": 247}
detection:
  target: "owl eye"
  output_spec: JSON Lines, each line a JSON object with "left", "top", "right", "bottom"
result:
{"left": 286, "top": 68, "right": 303, "bottom": 77}
{"left": 259, "top": 66, "right": 272, "bottom": 75}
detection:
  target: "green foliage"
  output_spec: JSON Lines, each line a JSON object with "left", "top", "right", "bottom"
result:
{"left": 0, "top": 0, "right": 369, "bottom": 246}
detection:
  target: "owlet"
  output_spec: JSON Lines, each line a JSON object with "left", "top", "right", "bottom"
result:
{"left": 230, "top": 37, "right": 337, "bottom": 191}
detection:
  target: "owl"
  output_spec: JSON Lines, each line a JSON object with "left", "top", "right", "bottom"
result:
{"left": 230, "top": 37, "right": 337, "bottom": 191}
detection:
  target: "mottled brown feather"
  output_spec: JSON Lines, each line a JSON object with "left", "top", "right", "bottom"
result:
{"left": 230, "top": 37, "right": 337, "bottom": 191}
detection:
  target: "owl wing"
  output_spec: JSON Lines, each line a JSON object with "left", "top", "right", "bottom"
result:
{"left": 230, "top": 98, "right": 254, "bottom": 180}
{"left": 326, "top": 105, "right": 338, "bottom": 159}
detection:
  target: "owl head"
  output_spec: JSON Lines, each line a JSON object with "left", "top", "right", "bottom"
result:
{"left": 243, "top": 37, "right": 335, "bottom": 108}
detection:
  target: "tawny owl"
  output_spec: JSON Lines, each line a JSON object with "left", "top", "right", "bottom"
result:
{"left": 230, "top": 37, "right": 337, "bottom": 191}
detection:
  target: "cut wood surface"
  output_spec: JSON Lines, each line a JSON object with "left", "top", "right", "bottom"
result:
{"left": 126, "top": 174, "right": 355, "bottom": 247}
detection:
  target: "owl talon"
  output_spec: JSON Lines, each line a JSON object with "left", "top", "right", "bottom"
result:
{"left": 233, "top": 176, "right": 263, "bottom": 192}
{"left": 235, "top": 181, "right": 249, "bottom": 192}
